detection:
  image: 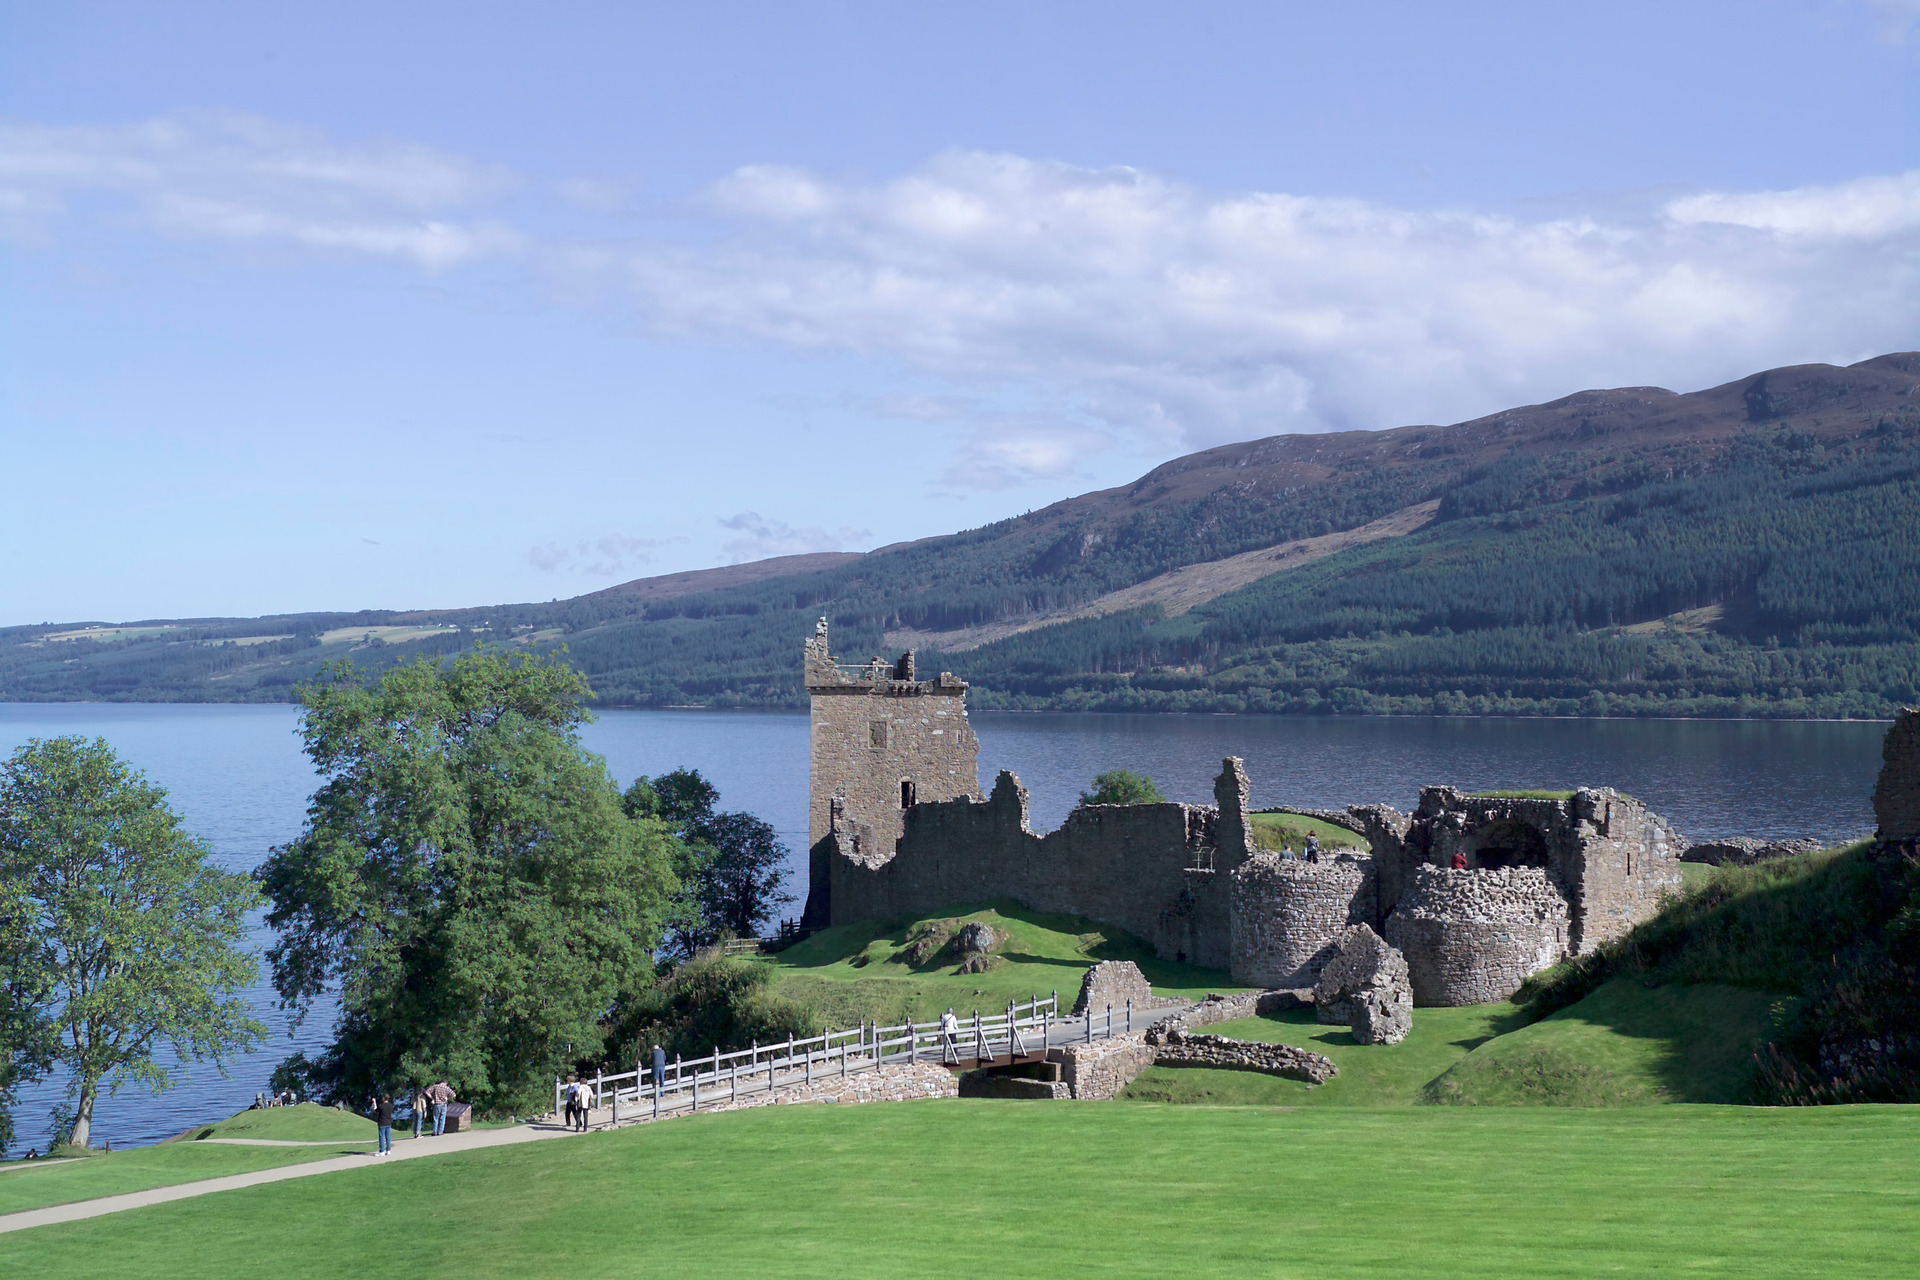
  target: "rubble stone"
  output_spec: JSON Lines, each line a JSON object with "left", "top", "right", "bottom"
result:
{"left": 1312, "top": 924, "right": 1413, "bottom": 1045}
{"left": 1144, "top": 1029, "right": 1338, "bottom": 1085}
{"left": 1681, "top": 836, "right": 1827, "bottom": 866}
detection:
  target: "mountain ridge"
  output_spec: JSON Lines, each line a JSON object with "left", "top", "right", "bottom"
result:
{"left": 6, "top": 351, "right": 1919, "bottom": 717}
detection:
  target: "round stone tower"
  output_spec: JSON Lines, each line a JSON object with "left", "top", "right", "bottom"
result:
{"left": 1229, "top": 852, "right": 1376, "bottom": 988}
{"left": 1384, "top": 866, "right": 1570, "bottom": 1006}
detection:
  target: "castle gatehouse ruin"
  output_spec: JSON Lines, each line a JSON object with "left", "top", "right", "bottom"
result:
{"left": 801, "top": 625, "right": 1686, "bottom": 1003}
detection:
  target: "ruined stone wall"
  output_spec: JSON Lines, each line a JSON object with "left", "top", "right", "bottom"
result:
{"left": 1384, "top": 866, "right": 1570, "bottom": 1005}
{"left": 826, "top": 761, "right": 1253, "bottom": 971}
{"left": 1228, "top": 853, "right": 1377, "bottom": 988}
{"left": 1873, "top": 708, "right": 1920, "bottom": 843}
{"left": 1371, "top": 787, "right": 1679, "bottom": 956}
{"left": 1053, "top": 1035, "right": 1158, "bottom": 1100}
{"left": 805, "top": 619, "right": 980, "bottom": 853}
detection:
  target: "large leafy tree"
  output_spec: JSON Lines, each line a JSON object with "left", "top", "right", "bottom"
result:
{"left": 623, "top": 768, "right": 792, "bottom": 953}
{"left": 0, "top": 738, "right": 263, "bottom": 1151}
{"left": 259, "top": 650, "right": 677, "bottom": 1114}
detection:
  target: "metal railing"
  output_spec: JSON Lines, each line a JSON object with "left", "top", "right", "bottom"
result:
{"left": 556, "top": 992, "right": 1159, "bottom": 1122}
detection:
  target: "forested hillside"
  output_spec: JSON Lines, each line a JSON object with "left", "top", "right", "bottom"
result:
{"left": 6, "top": 353, "right": 1919, "bottom": 717}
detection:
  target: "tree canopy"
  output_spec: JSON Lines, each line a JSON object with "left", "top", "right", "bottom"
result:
{"left": 0, "top": 737, "right": 263, "bottom": 1151}
{"left": 258, "top": 650, "right": 678, "bottom": 1115}
{"left": 624, "top": 767, "right": 793, "bottom": 954}
{"left": 1078, "top": 770, "right": 1166, "bottom": 807}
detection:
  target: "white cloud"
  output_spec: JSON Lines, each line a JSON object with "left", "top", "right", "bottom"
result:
{"left": 9, "top": 112, "right": 1920, "bottom": 488}
{"left": 0, "top": 113, "right": 521, "bottom": 268}
{"left": 614, "top": 152, "right": 1920, "bottom": 462}
{"left": 528, "top": 533, "right": 683, "bottom": 577}
{"left": 716, "top": 512, "right": 871, "bottom": 563}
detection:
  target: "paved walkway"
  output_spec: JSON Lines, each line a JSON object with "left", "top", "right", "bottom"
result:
{"left": 0, "top": 1121, "right": 576, "bottom": 1236}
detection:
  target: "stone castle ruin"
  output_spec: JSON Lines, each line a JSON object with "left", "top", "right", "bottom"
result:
{"left": 801, "top": 624, "right": 1686, "bottom": 1005}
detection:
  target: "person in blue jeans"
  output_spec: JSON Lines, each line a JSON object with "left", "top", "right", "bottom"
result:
{"left": 375, "top": 1093, "right": 394, "bottom": 1156}
{"left": 411, "top": 1086, "right": 427, "bottom": 1140}
{"left": 427, "top": 1080, "right": 455, "bottom": 1135}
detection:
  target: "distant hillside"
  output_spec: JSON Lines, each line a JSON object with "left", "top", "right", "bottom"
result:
{"left": 6, "top": 353, "right": 1920, "bottom": 717}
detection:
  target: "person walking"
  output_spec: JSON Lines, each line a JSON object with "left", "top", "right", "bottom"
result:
{"left": 940, "top": 1007, "right": 960, "bottom": 1059}
{"left": 1304, "top": 834, "right": 1320, "bottom": 864}
{"left": 574, "top": 1078, "right": 591, "bottom": 1132}
{"left": 651, "top": 1044, "right": 667, "bottom": 1099}
{"left": 426, "top": 1080, "right": 456, "bottom": 1136}
{"left": 411, "top": 1086, "right": 427, "bottom": 1139}
{"left": 374, "top": 1092, "right": 394, "bottom": 1156}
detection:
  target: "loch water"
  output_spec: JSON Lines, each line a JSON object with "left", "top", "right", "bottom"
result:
{"left": 0, "top": 703, "right": 1889, "bottom": 1152}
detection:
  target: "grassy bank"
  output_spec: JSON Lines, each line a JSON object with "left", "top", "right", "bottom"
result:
{"left": 6, "top": 1100, "right": 1915, "bottom": 1278}
{"left": 0, "top": 1141, "right": 367, "bottom": 1217}
{"left": 763, "top": 903, "right": 1245, "bottom": 1027}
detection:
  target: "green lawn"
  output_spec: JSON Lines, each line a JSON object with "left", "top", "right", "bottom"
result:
{"left": 0, "top": 1141, "right": 371, "bottom": 1216}
{"left": 1123, "top": 1002, "right": 1525, "bottom": 1106}
{"left": 766, "top": 902, "right": 1247, "bottom": 1025}
{"left": 5, "top": 1100, "right": 1914, "bottom": 1278}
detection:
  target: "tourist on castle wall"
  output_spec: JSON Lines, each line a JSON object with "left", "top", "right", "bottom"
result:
{"left": 1451, "top": 852, "right": 1468, "bottom": 870}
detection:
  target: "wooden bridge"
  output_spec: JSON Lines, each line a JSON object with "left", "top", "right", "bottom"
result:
{"left": 560, "top": 994, "right": 1150, "bottom": 1123}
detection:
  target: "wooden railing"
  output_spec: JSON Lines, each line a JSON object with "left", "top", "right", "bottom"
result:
{"left": 557, "top": 992, "right": 1156, "bottom": 1122}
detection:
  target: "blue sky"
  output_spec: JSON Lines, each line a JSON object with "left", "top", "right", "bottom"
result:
{"left": 4, "top": 1, "right": 1917, "bottom": 624}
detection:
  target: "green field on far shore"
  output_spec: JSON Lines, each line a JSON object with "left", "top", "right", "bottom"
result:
{"left": 5, "top": 1101, "right": 1914, "bottom": 1278}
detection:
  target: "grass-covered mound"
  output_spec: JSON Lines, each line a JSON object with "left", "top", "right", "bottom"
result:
{"left": 7, "top": 1101, "right": 1915, "bottom": 1278}
{"left": 1246, "top": 812, "right": 1367, "bottom": 853}
{"left": 181, "top": 1102, "right": 376, "bottom": 1144}
{"left": 1425, "top": 981, "right": 1786, "bottom": 1106}
{"left": 764, "top": 903, "right": 1242, "bottom": 1027}
{"left": 1520, "top": 840, "right": 1920, "bottom": 1103}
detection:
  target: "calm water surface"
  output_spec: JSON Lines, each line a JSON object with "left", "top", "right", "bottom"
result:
{"left": 0, "top": 703, "right": 1888, "bottom": 1151}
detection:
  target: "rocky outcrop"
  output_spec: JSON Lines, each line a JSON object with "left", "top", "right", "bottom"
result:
{"left": 1312, "top": 924, "right": 1412, "bottom": 1045}
{"left": 1071, "top": 960, "right": 1157, "bottom": 1016}
{"left": 1145, "top": 1029, "right": 1338, "bottom": 1085}
{"left": 1873, "top": 709, "right": 1920, "bottom": 844}
{"left": 1681, "top": 836, "right": 1828, "bottom": 866}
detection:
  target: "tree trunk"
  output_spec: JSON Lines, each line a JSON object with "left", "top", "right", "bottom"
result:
{"left": 68, "top": 1082, "right": 97, "bottom": 1150}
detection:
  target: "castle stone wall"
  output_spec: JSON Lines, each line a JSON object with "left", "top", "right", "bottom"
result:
{"left": 1229, "top": 853, "right": 1377, "bottom": 988}
{"left": 1384, "top": 866, "right": 1570, "bottom": 1005}
{"left": 825, "top": 761, "right": 1252, "bottom": 971}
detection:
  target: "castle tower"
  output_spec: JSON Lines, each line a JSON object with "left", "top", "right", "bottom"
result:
{"left": 805, "top": 618, "right": 980, "bottom": 854}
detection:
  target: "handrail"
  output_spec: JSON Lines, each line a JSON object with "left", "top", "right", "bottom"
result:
{"left": 558, "top": 992, "right": 1096, "bottom": 1119}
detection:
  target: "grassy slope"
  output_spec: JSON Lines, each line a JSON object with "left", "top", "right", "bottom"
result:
{"left": 765, "top": 903, "right": 1246, "bottom": 1026}
{"left": 1123, "top": 979, "right": 1784, "bottom": 1108}
{"left": 1424, "top": 981, "right": 1788, "bottom": 1106}
{"left": 6, "top": 1101, "right": 1915, "bottom": 1279}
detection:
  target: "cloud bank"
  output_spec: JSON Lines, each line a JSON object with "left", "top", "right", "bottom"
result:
{"left": 717, "top": 512, "right": 871, "bottom": 563}
{"left": 7, "top": 113, "right": 1919, "bottom": 480}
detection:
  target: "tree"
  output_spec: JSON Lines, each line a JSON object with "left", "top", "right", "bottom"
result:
{"left": 257, "top": 650, "right": 678, "bottom": 1115}
{"left": 624, "top": 768, "right": 793, "bottom": 953}
{"left": 0, "top": 737, "right": 264, "bottom": 1151}
{"left": 0, "top": 875, "right": 53, "bottom": 1157}
{"left": 1078, "top": 770, "right": 1166, "bottom": 807}
{"left": 696, "top": 811, "right": 795, "bottom": 939}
